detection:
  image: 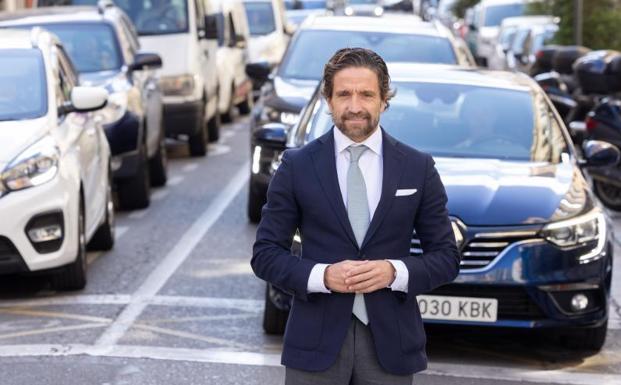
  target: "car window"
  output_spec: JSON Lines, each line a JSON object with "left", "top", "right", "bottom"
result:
{"left": 279, "top": 30, "right": 457, "bottom": 80}
{"left": 23, "top": 22, "right": 123, "bottom": 73}
{"left": 0, "top": 49, "right": 47, "bottom": 121}
{"left": 483, "top": 3, "right": 524, "bottom": 27}
{"left": 308, "top": 81, "right": 569, "bottom": 163}
{"left": 244, "top": 1, "right": 276, "bottom": 36}
{"left": 123, "top": 0, "right": 189, "bottom": 36}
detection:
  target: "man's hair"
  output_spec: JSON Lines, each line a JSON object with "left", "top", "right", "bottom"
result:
{"left": 321, "top": 47, "right": 395, "bottom": 108}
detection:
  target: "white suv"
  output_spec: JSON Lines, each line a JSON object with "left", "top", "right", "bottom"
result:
{"left": 0, "top": 28, "right": 112, "bottom": 290}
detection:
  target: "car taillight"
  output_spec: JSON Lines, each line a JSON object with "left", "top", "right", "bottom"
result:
{"left": 586, "top": 116, "right": 598, "bottom": 133}
{"left": 536, "top": 50, "right": 544, "bottom": 59}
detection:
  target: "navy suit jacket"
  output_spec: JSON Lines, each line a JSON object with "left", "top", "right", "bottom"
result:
{"left": 251, "top": 128, "right": 460, "bottom": 375}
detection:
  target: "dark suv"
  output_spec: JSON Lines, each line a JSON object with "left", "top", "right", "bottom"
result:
{"left": 0, "top": 3, "right": 166, "bottom": 209}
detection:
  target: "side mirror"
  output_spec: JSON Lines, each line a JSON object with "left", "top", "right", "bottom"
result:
{"left": 284, "top": 23, "right": 296, "bottom": 36}
{"left": 246, "top": 61, "right": 271, "bottom": 82}
{"left": 581, "top": 140, "right": 620, "bottom": 167}
{"left": 129, "top": 52, "right": 162, "bottom": 72}
{"left": 61, "top": 86, "right": 108, "bottom": 115}
{"left": 253, "top": 122, "right": 288, "bottom": 147}
{"left": 203, "top": 14, "right": 219, "bottom": 40}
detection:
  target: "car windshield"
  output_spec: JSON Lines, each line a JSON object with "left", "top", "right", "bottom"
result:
{"left": 499, "top": 26, "right": 517, "bottom": 50}
{"left": 279, "top": 30, "right": 457, "bottom": 80}
{"left": 36, "top": 0, "right": 190, "bottom": 35}
{"left": 0, "top": 49, "right": 47, "bottom": 121}
{"left": 285, "top": 0, "right": 326, "bottom": 9}
{"left": 27, "top": 22, "right": 122, "bottom": 73}
{"left": 308, "top": 81, "right": 568, "bottom": 162}
{"left": 483, "top": 3, "right": 524, "bottom": 27}
{"left": 348, "top": 0, "right": 378, "bottom": 4}
{"left": 244, "top": 1, "right": 276, "bottom": 36}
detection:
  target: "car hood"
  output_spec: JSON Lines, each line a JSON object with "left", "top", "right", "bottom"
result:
{"left": 435, "top": 157, "right": 590, "bottom": 226}
{"left": 0, "top": 117, "right": 49, "bottom": 164}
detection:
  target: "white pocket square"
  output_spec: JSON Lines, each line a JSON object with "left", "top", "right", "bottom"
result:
{"left": 395, "top": 189, "right": 417, "bottom": 197}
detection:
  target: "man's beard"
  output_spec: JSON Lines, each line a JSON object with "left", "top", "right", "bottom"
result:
{"left": 333, "top": 111, "right": 379, "bottom": 142}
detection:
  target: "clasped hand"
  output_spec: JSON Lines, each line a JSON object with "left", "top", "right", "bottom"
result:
{"left": 324, "top": 260, "right": 395, "bottom": 294}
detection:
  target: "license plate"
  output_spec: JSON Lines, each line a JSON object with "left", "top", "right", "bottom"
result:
{"left": 416, "top": 295, "right": 498, "bottom": 322}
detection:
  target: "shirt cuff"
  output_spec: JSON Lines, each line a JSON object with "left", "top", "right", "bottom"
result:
{"left": 307, "top": 263, "right": 331, "bottom": 293}
{"left": 387, "top": 259, "right": 409, "bottom": 293}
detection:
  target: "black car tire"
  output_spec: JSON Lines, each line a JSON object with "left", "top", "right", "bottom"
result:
{"left": 238, "top": 91, "right": 253, "bottom": 115}
{"left": 561, "top": 320, "right": 608, "bottom": 351}
{"left": 593, "top": 180, "right": 621, "bottom": 211}
{"left": 189, "top": 104, "right": 208, "bottom": 157}
{"left": 118, "top": 144, "right": 151, "bottom": 209}
{"left": 263, "top": 285, "right": 288, "bottom": 335}
{"left": 208, "top": 110, "right": 221, "bottom": 143}
{"left": 51, "top": 197, "right": 87, "bottom": 291}
{"left": 221, "top": 84, "right": 235, "bottom": 123}
{"left": 149, "top": 134, "right": 168, "bottom": 187}
{"left": 88, "top": 169, "right": 115, "bottom": 251}
{"left": 248, "top": 184, "right": 265, "bottom": 223}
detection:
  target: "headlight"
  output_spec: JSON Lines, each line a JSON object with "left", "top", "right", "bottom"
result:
{"left": 0, "top": 136, "right": 59, "bottom": 193}
{"left": 344, "top": 6, "right": 353, "bottom": 15}
{"left": 373, "top": 6, "right": 383, "bottom": 16}
{"left": 540, "top": 209, "right": 606, "bottom": 263}
{"left": 260, "top": 106, "right": 299, "bottom": 125}
{"left": 280, "top": 112, "right": 299, "bottom": 125}
{"left": 160, "top": 74, "right": 196, "bottom": 97}
{"left": 95, "top": 92, "right": 127, "bottom": 125}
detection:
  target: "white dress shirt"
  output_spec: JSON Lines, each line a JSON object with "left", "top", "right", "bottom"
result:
{"left": 307, "top": 127, "right": 409, "bottom": 293}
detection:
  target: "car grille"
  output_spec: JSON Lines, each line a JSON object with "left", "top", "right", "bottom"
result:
{"left": 428, "top": 284, "right": 545, "bottom": 319}
{"left": 410, "top": 230, "right": 536, "bottom": 270}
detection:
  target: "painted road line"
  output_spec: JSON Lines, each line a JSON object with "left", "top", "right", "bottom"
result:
{"left": 94, "top": 162, "right": 250, "bottom": 348}
{"left": 221, "top": 130, "right": 236, "bottom": 140}
{"left": 167, "top": 175, "right": 184, "bottom": 186}
{"left": 0, "top": 294, "right": 132, "bottom": 308}
{"left": 128, "top": 209, "right": 148, "bottom": 220}
{"left": 150, "top": 189, "right": 170, "bottom": 202}
{"left": 148, "top": 296, "right": 261, "bottom": 312}
{"left": 0, "top": 344, "right": 620, "bottom": 385}
{"left": 181, "top": 163, "right": 199, "bottom": 173}
{"left": 132, "top": 324, "right": 256, "bottom": 350}
{"left": 0, "top": 324, "right": 106, "bottom": 341}
{"left": 0, "top": 308, "right": 111, "bottom": 323}
{"left": 207, "top": 144, "right": 232, "bottom": 156}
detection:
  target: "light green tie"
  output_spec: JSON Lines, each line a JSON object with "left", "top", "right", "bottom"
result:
{"left": 347, "top": 145, "right": 369, "bottom": 325}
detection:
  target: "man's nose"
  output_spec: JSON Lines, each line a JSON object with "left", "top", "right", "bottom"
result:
{"left": 347, "top": 95, "right": 363, "bottom": 114}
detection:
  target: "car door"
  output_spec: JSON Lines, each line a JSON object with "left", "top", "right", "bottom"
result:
{"left": 197, "top": 0, "right": 219, "bottom": 117}
{"left": 56, "top": 45, "right": 105, "bottom": 233}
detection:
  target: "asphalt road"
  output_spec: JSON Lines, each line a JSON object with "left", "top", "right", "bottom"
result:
{"left": 0, "top": 115, "right": 620, "bottom": 385}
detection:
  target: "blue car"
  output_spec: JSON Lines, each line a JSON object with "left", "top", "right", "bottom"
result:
{"left": 252, "top": 64, "right": 619, "bottom": 351}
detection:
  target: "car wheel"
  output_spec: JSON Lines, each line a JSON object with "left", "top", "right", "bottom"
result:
{"left": 189, "top": 104, "right": 208, "bottom": 157}
{"left": 263, "top": 285, "right": 288, "bottom": 335}
{"left": 221, "top": 84, "right": 235, "bottom": 123}
{"left": 208, "top": 110, "right": 221, "bottom": 143}
{"left": 118, "top": 143, "right": 151, "bottom": 209}
{"left": 247, "top": 183, "right": 265, "bottom": 223}
{"left": 560, "top": 320, "right": 608, "bottom": 351}
{"left": 149, "top": 133, "right": 168, "bottom": 187}
{"left": 238, "top": 90, "right": 253, "bottom": 115}
{"left": 88, "top": 169, "right": 115, "bottom": 251}
{"left": 593, "top": 180, "right": 621, "bottom": 211}
{"left": 51, "top": 197, "right": 87, "bottom": 291}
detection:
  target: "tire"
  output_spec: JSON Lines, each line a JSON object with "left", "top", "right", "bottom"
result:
{"left": 118, "top": 144, "right": 151, "bottom": 210}
{"left": 189, "top": 104, "right": 208, "bottom": 157}
{"left": 88, "top": 169, "right": 115, "bottom": 251}
{"left": 149, "top": 134, "right": 168, "bottom": 187}
{"left": 593, "top": 180, "right": 621, "bottom": 211}
{"left": 221, "top": 84, "right": 235, "bottom": 123}
{"left": 560, "top": 320, "right": 608, "bottom": 351}
{"left": 238, "top": 91, "right": 253, "bottom": 115}
{"left": 263, "top": 285, "right": 288, "bottom": 335}
{"left": 247, "top": 183, "right": 265, "bottom": 224}
{"left": 51, "top": 197, "right": 87, "bottom": 291}
{"left": 208, "top": 110, "right": 221, "bottom": 143}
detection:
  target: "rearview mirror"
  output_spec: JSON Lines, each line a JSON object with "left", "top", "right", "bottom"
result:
{"left": 581, "top": 140, "right": 620, "bottom": 167}
{"left": 61, "top": 86, "right": 108, "bottom": 115}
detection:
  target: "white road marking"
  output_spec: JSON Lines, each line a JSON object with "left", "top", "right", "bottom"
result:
{"left": 167, "top": 175, "right": 185, "bottom": 186}
{"left": 150, "top": 189, "right": 170, "bottom": 202}
{"left": 128, "top": 209, "right": 148, "bottom": 220}
{"left": 0, "top": 344, "right": 619, "bottom": 385}
{"left": 94, "top": 162, "right": 250, "bottom": 348}
{"left": 221, "top": 131, "right": 235, "bottom": 140}
{"left": 207, "top": 144, "right": 231, "bottom": 156}
{"left": 181, "top": 163, "right": 199, "bottom": 173}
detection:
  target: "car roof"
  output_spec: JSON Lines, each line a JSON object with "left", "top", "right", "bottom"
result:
{"left": 386, "top": 63, "right": 534, "bottom": 91}
{"left": 501, "top": 15, "right": 557, "bottom": 27}
{"left": 300, "top": 14, "right": 443, "bottom": 37}
{"left": 0, "top": 5, "right": 120, "bottom": 26}
{"left": 0, "top": 27, "right": 56, "bottom": 49}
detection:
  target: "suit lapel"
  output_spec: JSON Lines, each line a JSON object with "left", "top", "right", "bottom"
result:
{"left": 361, "top": 129, "right": 406, "bottom": 249}
{"left": 311, "top": 129, "right": 359, "bottom": 248}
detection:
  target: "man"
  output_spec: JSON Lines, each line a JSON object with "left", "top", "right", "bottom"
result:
{"left": 252, "top": 48, "right": 460, "bottom": 384}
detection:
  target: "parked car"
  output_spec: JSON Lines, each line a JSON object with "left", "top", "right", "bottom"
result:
{"left": 0, "top": 4, "right": 167, "bottom": 210}
{"left": 211, "top": 0, "right": 254, "bottom": 122}
{"left": 246, "top": 13, "right": 475, "bottom": 222}
{"left": 466, "top": 0, "right": 526, "bottom": 67}
{"left": 284, "top": 0, "right": 326, "bottom": 31}
{"left": 36, "top": 0, "right": 221, "bottom": 156}
{"left": 243, "top": 0, "right": 291, "bottom": 75}
{"left": 506, "top": 22, "right": 558, "bottom": 73}
{"left": 254, "top": 64, "right": 618, "bottom": 352}
{"left": 0, "top": 28, "right": 112, "bottom": 290}
{"left": 342, "top": 0, "right": 384, "bottom": 17}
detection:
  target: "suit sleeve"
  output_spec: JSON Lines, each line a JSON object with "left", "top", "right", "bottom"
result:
{"left": 251, "top": 150, "right": 316, "bottom": 302}
{"left": 398, "top": 154, "right": 460, "bottom": 300}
